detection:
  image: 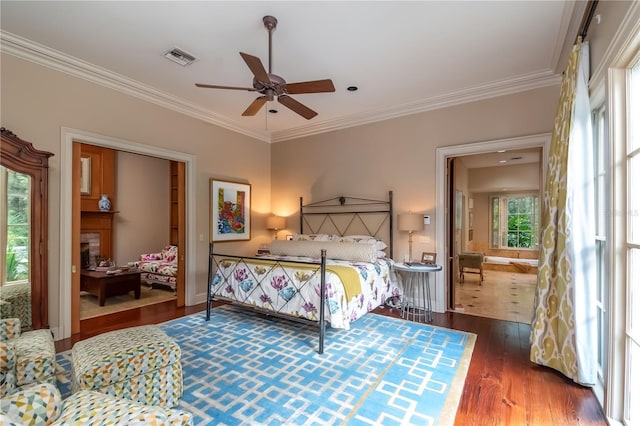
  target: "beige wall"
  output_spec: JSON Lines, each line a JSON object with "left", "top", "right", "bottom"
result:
{"left": 114, "top": 151, "right": 171, "bottom": 264}
{"left": 1, "top": 54, "right": 272, "bottom": 333}
{"left": 271, "top": 85, "right": 560, "bottom": 262}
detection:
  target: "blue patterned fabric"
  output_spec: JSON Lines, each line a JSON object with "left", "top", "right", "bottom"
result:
{"left": 57, "top": 306, "right": 476, "bottom": 425}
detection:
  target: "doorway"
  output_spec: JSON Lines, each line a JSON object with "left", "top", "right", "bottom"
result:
{"left": 433, "top": 133, "right": 550, "bottom": 320}
{"left": 74, "top": 144, "right": 184, "bottom": 323}
{"left": 59, "top": 128, "right": 196, "bottom": 339}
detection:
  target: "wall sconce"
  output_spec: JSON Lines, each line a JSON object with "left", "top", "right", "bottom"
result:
{"left": 398, "top": 213, "right": 423, "bottom": 261}
{"left": 266, "top": 215, "right": 286, "bottom": 240}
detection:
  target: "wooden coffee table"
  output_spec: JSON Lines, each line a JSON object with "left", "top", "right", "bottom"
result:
{"left": 80, "top": 269, "right": 142, "bottom": 306}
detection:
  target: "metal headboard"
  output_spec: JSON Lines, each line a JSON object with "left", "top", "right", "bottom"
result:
{"left": 299, "top": 191, "right": 393, "bottom": 258}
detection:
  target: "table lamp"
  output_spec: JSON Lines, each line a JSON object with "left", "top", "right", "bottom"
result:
{"left": 398, "top": 213, "right": 423, "bottom": 261}
{"left": 266, "top": 215, "right": 286, "bottom": 239}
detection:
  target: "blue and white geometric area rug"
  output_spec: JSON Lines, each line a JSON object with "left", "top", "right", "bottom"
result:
{"left": 56, "top": 305, "right": 476, "bottom": 426}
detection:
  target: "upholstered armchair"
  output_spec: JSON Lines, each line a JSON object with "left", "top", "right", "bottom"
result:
{"left": 134, "top": 245, "right": 178, "bottom": 291}
{"left": 0, "top": 383, "right": 193, "bottom": 425}
{"left": 0, "top": 318, "right": 56, "bottom": 398}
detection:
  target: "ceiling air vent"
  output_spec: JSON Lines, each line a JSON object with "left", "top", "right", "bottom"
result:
{"left": 163, "top": 48, "right": 197, "bottom": 66}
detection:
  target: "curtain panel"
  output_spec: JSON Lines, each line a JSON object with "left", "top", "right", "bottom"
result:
{"left": 530, "top": 40, "right": 597, "bottom": 386}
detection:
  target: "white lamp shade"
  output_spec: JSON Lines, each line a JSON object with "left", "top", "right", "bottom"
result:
{"left": 398, "top": 213, "right": 423, "bottom": 232}
{"left": 266, "top": 215, "right": 286, "bottom": 230}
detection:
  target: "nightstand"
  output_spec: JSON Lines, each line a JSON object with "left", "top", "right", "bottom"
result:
{"left": 393, "top": 262, "right": 442, "bottom": 322}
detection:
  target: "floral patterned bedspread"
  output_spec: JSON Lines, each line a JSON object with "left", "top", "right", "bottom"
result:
{"left": 210, "top": 255, "right": 401, "bottom": 329}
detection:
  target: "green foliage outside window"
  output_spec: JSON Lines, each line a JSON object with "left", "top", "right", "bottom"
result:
{"left": 4, "top": 169, "right": 30, "bottom": 283}
{"left": 491, "top": 195, "right": 539, "bottom": 249}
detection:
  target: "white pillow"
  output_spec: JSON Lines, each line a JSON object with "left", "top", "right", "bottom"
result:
{"left": 332, "top": 234, "right": 388, "bottom": 251}
{"left": 292, "top": 233, "right": 332, "bottom": 242}
{"left": 270, "top": 240, "right": 378, "bottom": 262}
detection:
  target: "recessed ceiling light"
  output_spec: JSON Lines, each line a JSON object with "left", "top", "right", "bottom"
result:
{"left": 347, "top": 86, "right": 358, "bottom": 92}
{"left": 269, "top": 109, "right": 278, "bottom": 114}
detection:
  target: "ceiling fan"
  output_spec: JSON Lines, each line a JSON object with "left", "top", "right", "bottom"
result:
{"left": 195, "top": 15, "right": 335, "bottom": 120}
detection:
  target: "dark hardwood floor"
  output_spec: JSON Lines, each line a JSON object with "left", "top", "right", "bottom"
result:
{"left": 55, "top": 301, "right": 607, "bottom": 425}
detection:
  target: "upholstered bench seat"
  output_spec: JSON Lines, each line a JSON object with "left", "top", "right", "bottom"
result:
{"left": 1, "top": 318, "right": 56, "bottom": 398}
{"left": 1, "top": 383, "right": 193, "bottom": 425}
{"left": 71, "top": 325, "right": 183, "bottom": 408}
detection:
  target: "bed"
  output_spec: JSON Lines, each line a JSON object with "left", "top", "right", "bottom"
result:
{"left": 206, "top": 192, "right": 401, "bottom": 353}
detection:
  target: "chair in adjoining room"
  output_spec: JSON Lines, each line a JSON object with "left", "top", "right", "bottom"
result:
{"left": 458, "top": 252, "right": 485, "bottom": 284}
{"left": 134, "top": 245, "right": 178, "bottom": 291}
{"left": 0, "top": 318, "right": 56, "bottom": 398}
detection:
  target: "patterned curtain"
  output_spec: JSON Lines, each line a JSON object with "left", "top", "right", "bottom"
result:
{"left": 530, "top": 39, "right": 597, "bottom": 386}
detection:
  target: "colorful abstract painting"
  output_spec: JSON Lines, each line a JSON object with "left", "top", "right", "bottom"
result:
{"left": 210, "top": 179, "right": 251, "bottom": 241}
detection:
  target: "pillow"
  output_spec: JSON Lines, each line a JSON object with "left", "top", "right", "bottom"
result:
{"left": 291, "top": 233, "right": 332, "bottom": 242}
{"left": 332, "top": 235, "right": 388, "bottom": 251}
{"left": 270, "top": 240, "right": 378, "bottom": 262}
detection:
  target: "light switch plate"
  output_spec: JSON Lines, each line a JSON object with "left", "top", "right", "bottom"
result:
{"left": 423, "top": 215, "right": 431, "bottom": 225}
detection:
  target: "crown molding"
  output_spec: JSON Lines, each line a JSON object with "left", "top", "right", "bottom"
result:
{"left": 0, "top": 30, "right": 271, "bottom": 143}
{"left": 2, "top": 30, "right": 560, "bottom": 144}
{"left": 271, "top": 71, "right": 561, "bottom": 143}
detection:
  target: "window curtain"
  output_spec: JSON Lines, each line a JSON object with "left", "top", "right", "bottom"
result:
{"left": 530, "top": 39, "right": 597, "bottom": 386}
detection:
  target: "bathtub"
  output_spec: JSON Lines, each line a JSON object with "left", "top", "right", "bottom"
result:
{"left": 484, "top": 256, "right": 538, "bottom": 267}
{"left": 483, "top": 255, "right": 538, "bottom": 273}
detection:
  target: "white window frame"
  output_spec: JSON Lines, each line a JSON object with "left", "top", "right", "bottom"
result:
{"left": 600, "top": 19, "right": 640, "bottom": 424}
{"left": 490, "top": 193, "right": 539, "bottom": 250}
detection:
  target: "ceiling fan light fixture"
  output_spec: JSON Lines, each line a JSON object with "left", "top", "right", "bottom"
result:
{"left": 195, "top": 15, "right": 334, "bottom": 120}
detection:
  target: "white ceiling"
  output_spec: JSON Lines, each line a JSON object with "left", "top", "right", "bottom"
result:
{"left": 0, "top": 1, "right": 581, "bottom": 143}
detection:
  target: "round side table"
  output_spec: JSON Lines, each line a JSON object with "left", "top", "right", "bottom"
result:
{"left": 393, "top": 263, "right": 442, "bottom": 322}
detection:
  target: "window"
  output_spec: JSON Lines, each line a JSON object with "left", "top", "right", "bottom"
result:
{"left": 491, "top": 194, "right": 539, "bottom": 249}
{"left": 0, "top": 166, "right": 31, "bottom": 285}
{"left": 625, "top": 56, "right": 640, "bottom": 426}
{"left": 592, "top": 104, "right": 609, "bottom": 403}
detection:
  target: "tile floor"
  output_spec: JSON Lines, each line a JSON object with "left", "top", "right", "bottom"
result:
{"left": 453, "top": 269, "right": 536, "bottom": 324}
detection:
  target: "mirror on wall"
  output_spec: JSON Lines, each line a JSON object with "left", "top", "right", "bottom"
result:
{"left": 0, "top": 128, "right": 53, "bottom": 330}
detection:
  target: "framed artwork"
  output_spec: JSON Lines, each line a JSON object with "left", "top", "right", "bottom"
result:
{"left": 210, "top": 178, "right": 251, "bottom": 242}
{"left": 80, "top": 156, "right": 91, "bottom": 195}
{"left": 422, "top": 252, "right": 437, "bottom": 264}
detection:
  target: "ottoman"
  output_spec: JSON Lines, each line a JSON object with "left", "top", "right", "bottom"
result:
{"left": 71, "top": 325, "right": 183, "bottom": 408}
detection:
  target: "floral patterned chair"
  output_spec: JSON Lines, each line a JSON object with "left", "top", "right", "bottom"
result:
{"left": 0, "top": 318, "right": 56, "bottom": 398}
{"left": 0, "top": 382, "right": 193, "bottom": 425}
{"left": 134, "top": 245, "right": 178, "bottom": 291}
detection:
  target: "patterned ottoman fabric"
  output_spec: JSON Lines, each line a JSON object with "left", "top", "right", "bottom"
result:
{"left": 0, "top": 383, "right": 62, "bottom": 425}
{"left": 14, "top": 329, "right": 56, "bottom": 388}
{"left": 1, "top": 319, "right": 56, "bottom": 398}
{"left": 0, "top": 283, "right": 32, "bottom": 330}
{"left": 0, "top": 383, "right": 193, "bottom": 426}
{"left": 72, "top": 325, "right": 183, "bottom": 408}
{"left": 56, "top": 390, "right": 193, "bottom": 425}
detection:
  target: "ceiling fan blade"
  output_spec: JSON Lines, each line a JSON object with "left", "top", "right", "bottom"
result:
{"left": 242, "top": 96, "right": 267, "bottom": 116}
{"left": 195, "top": 83, "right": 257, "bottom": 91}
{"left": 284, "top": 79, "right": 336, "bottom": 94}
{"left": 239, "top": 52, "right": 270, "bottom": 83}
{"left": 278, "top": 95, "right": 318, "bottom": 120}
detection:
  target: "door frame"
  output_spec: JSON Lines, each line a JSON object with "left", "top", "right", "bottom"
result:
{"left": 434, "top": 132, "right": 550, "bottom": 314}
{"left": 58, "top": 127, "right": 196, "bottom": 339}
